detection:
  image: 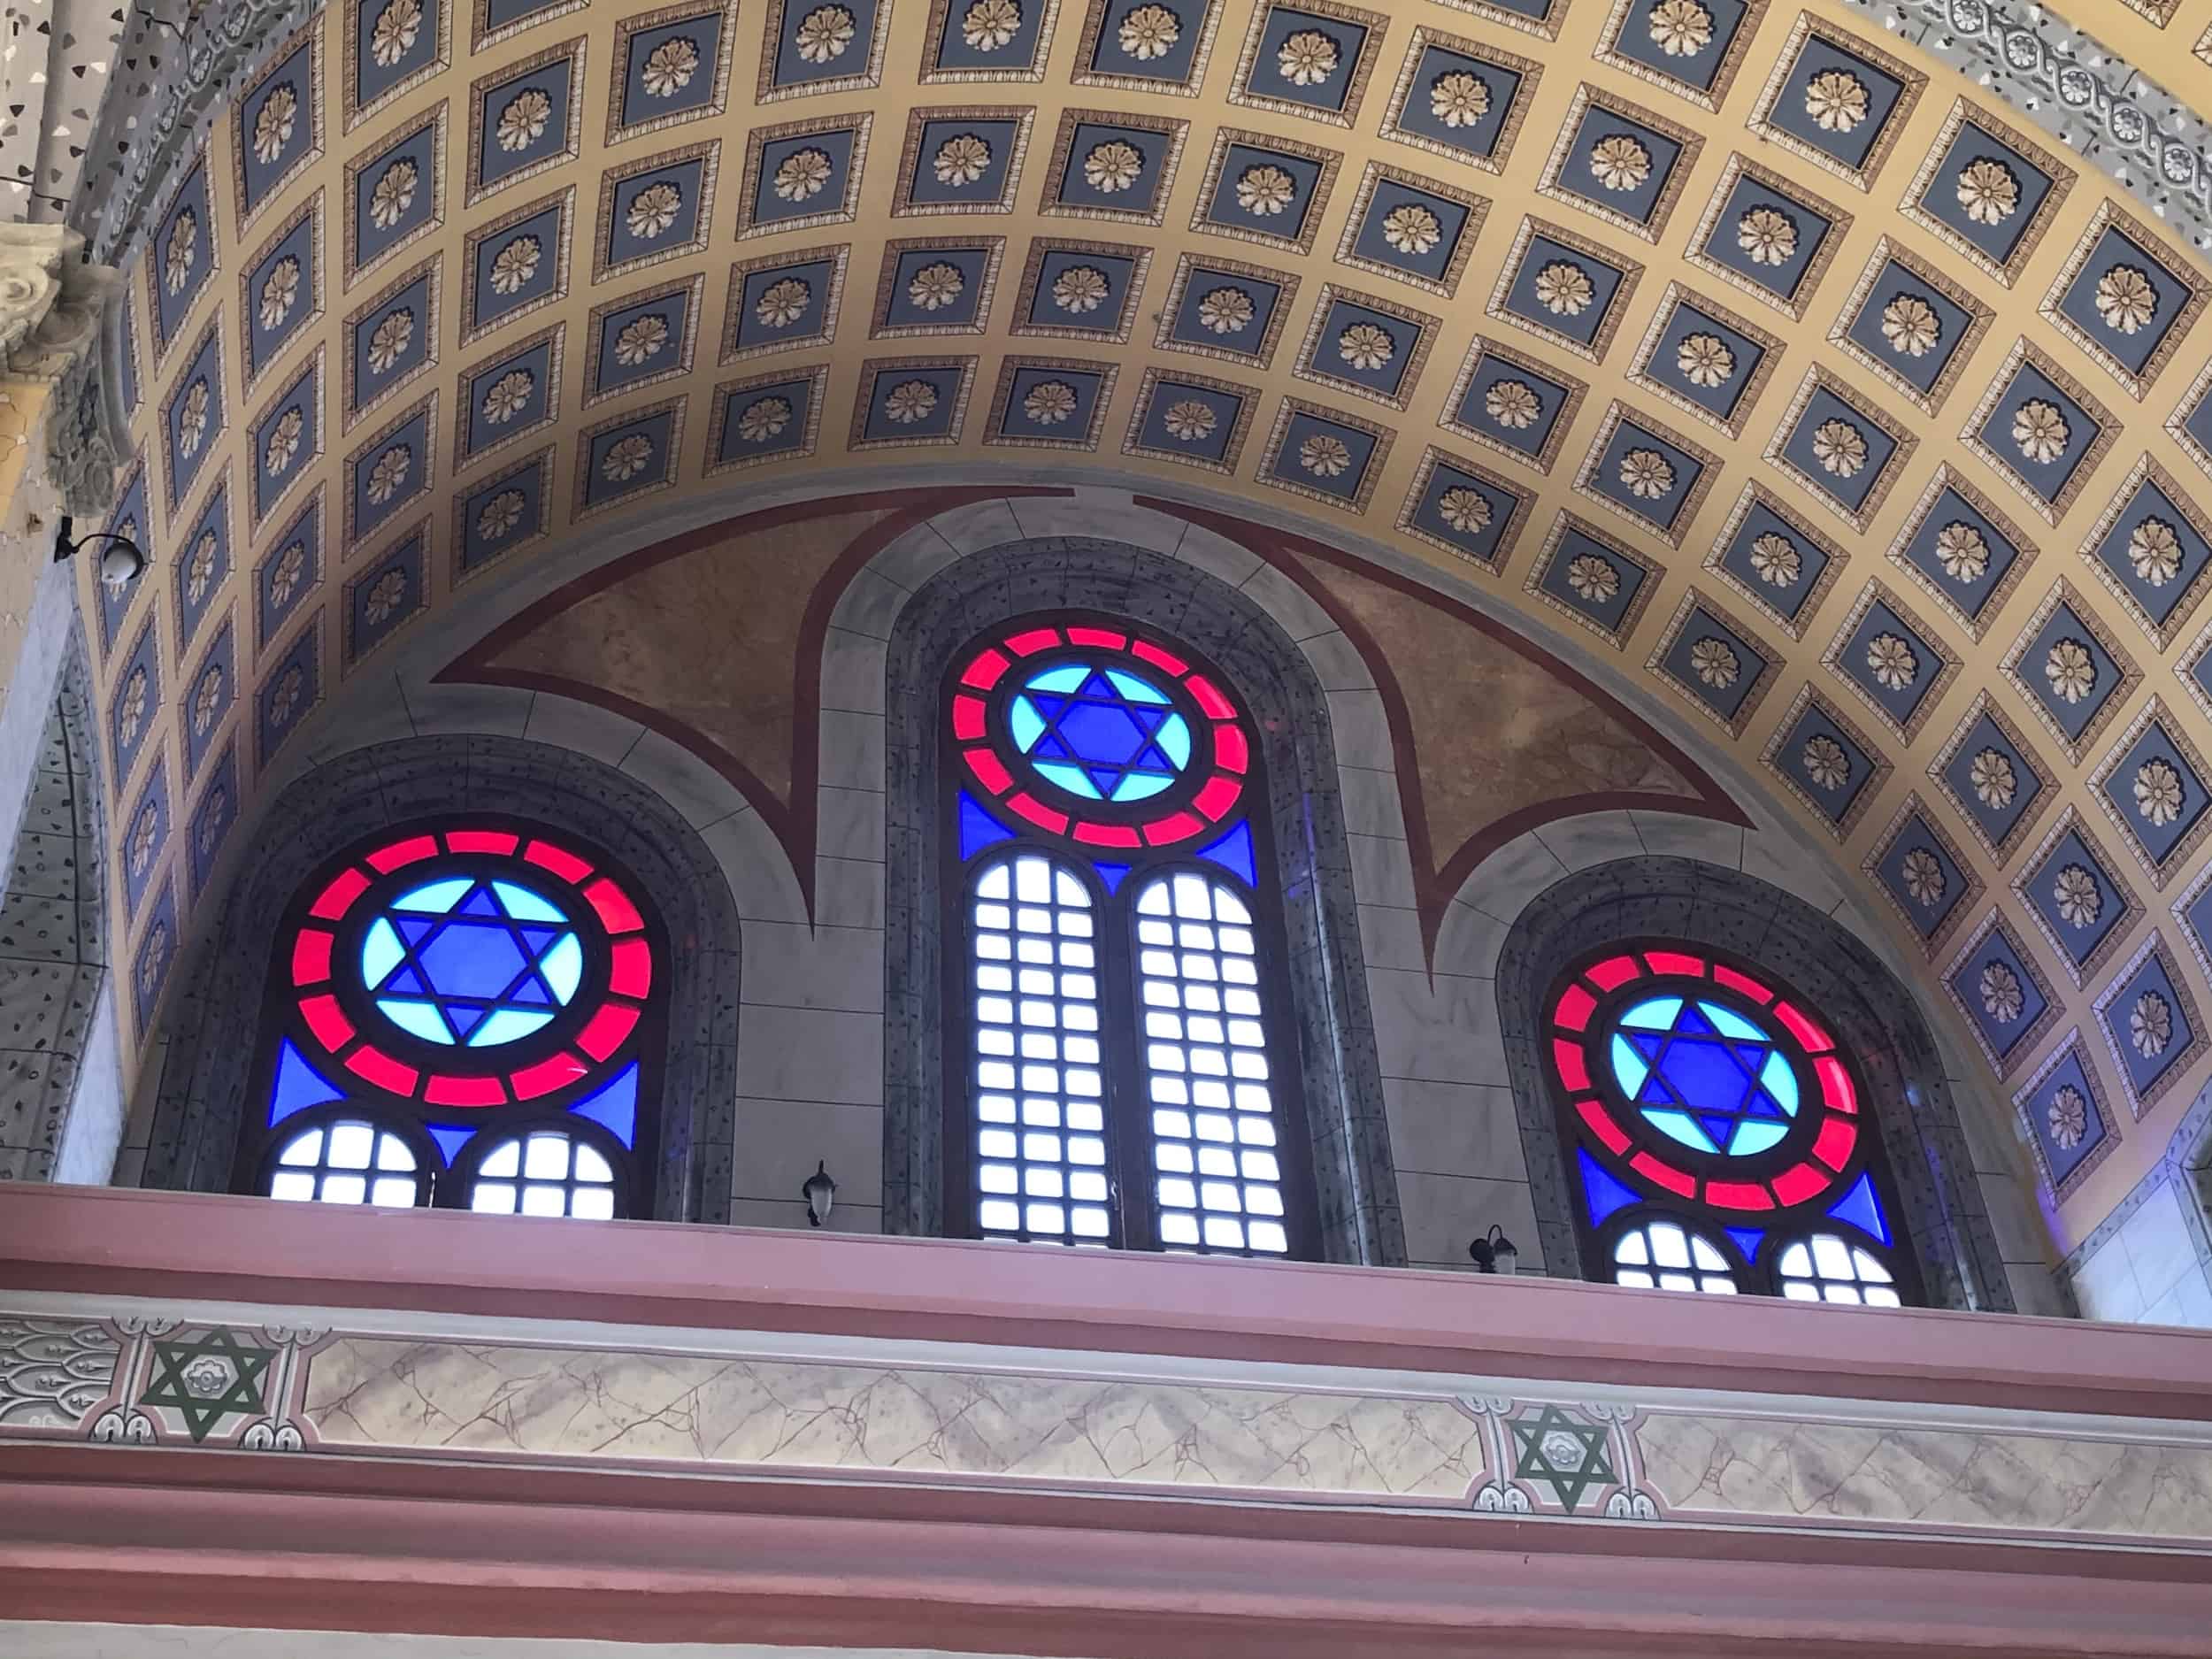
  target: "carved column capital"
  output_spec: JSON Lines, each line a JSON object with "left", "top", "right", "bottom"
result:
{"left": 0, "top": 224, "right": 128, "bottom": 518}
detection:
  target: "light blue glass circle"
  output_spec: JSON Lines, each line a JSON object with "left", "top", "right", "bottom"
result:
{"left": 1007, "top": 660, "right": 1192, "bottom": 803}
{"left": 357, "top": 872, "right": 581, "bottom": 1048}
{"left": 1608, "top": 995, "right": 1798, "bottom": 1159}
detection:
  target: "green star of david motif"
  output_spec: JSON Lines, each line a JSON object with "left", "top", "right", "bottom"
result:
{"left": 1509, "top": 1404, "right": 1617, "bottom": 1514}
{"left": 138, "top": 1328, "right": 273, "bottom": 1442}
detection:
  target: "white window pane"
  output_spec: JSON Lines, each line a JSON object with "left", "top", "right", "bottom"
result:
{"left": 370, "top": 1177, "right": 419, "bottom": 1208}
{"left": 573, "top": 1189, "right": 617, "bottom": 1220}
{"left": 279, "top": 1129, "right": 324, "bottom": 1167}
{"left": 480, "top": 1140, "right": 520, "bottom": 1179}
{"left": 326, "top": 1123, "right": 374, "bottom": 1169}
{"left": 270, "top": 1171, "right": 318, "bottom": 1202}
{"left": 967, "top": 852, "right": 1102, "bottom": 1246}
{"left": 472, "top": 1182, "right": 518, "bottom": 1214}
{"left": 520, "top": 1184, "right": 567, "bottom": 1217}
{"left": 1202, "top": 1216, "right": 1245, "bottom": 1249}
{"left": 375, "top": 1134, "right": 417, "bottom": 1171}
{"left": 1615, "top": 1219, "right": 1736, "bottom": 1294}
{"left": 322, "top": 1175, "right": 368, "bottom": 1205}
{"left": 574, "top": 1145, "right": 614, "bottom": 1184}
{"left": 1811, "top": 1234, "right": 1854, "bottom": 1280}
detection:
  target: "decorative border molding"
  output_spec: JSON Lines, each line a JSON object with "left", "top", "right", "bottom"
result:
{"left": 1837, "top": 0, "right": 2212, "bottom": 255}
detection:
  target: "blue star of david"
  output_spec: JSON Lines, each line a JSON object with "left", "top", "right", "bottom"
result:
{"left": 1007, "top": 661, "right": 1193, "bottom": 803}
{"left": 357, "top": 875, "right": 583, "bottom": 1048}
{"left": 1606, "top": 995, "right": 1800, "bottom": 1158}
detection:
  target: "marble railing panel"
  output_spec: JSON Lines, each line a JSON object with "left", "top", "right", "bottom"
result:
{"left": 9, "top": 1294, "right": 2212, "bottom": 1553}
{"left": 1636, "top": 1411, "right": 2212, "bottom": 1539}
{"left": 301, "top": 1337, "right": 1487, "bottom": 1498}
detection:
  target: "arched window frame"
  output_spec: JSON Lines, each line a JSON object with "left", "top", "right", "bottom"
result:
{"left": 940, "top": 613, "right": 1320, "bottom": 1256}
{"left": 1541, "top": 939, "right": 1925, "bottom": 1305}
{"left": 138, "top": 735, "right": 741, "bottom": 1221}
{"left": 881, "top": 535, "right": 1402, "bottom": 1265}
{"left": 1497, "top": 852, "right": 2017, "bottom": 1311}
{"left": 233, "top": 815, "right": 669, "bottom": 1217}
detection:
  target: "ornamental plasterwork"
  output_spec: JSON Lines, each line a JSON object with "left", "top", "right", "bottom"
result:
{"left": 0, "top": 224, "right": 127, "bottom": 514}
{"left": 1839, "top": 0, "right": 2212, "bottom": 253}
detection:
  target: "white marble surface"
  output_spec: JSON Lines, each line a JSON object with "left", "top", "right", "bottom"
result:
{"left": 302, "top": 1340, "right": 1485, "bottom": 1499}
{"left": 1637, "top": 1410, "right": 2212, "bottom": 1542}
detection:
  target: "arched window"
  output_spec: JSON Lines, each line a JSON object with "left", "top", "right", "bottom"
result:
{"left": 234, "top": 820, "right": 664, "bottom": 1217}
{"left": 1542, "top": 943, "right": 1921, "bottom": 1304}
{"left": 944, "top": 615, "right": 1314, "bottom": 1256}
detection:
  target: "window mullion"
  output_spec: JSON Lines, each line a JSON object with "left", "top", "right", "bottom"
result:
{"left": 1103, "top": 884, "right": 1156, "bottom": 1253}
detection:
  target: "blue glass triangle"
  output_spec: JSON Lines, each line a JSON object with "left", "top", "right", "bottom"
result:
{"left": 1195, "top": 823, "right": 1256, "bottom": 886}
{"left": 458, "top": 887, "right": 501, "bottom": 918}
{"left": 1638, "top": 1075, "right": 1674, "bottom": 1106}
{"left": 511, "top": 979, "right": 551, "bottom": 1006}
{"left": 266, "top": 1039, "right": 346, "bottom": 1128}
{"left": 1745, "top": 1092, "right": 1782, "bottom": 1118}
{"left": 1725, "top": 1226, "right": 1765, "bottom": 1263}
{"left": 386, "top": 968, "right": 426, "bottom": 996}
{"left": 568, "top": 1061, "right": 639, "bottom": 1148}
{"left": 1825, "top": 1171, "right": 1891, "bottom": 1247}
{"left": 1029, "top": 694, "right": 1070, "bottom": 721}
{"left": 1632, "top": 1033, "right": 1666, "bottom": 1061}
{"left": 958, "top": 792, "right": 1017, "bottom": 862}
{"left": 1080, "top": 672, "right": 1118, "bottom": 699}
{"left": 1578, "top": 1148, "right": 1642, "bottom": 1228}
{"left": 447, "top": 1005, "right": 487, "bottom": 1036}
{"left": 1092, "top": 861, "right": 1131, "bottom": 894}
{"left": 426, "top": 1123, "right": 479, "bottom": 1164}
{"left": 1087, "top": 765, "right": 1123, "bottom": 795}
{"left": 1033, "top": 735, "right": 1071, "bottom": 760}
{"left": 1135, "top": 745, "right": 1175, "bottom": 772}
{"left": 518, "top": 926, "right": 559, "bottom": 951}
{"left": 1132, "top": 707, "right": 1168, "bottom": 734}
{"left": 396, "top": 916, "right": 438, "bottom": 944}
{"left": 1733, "top": 1042, "right": 1769, "bottom": 1071}
{"left": 1699, "top": 1113, "right": 1739, "bottom": 1147}
{"left": 1676, "top": 1005, "right": 1714, "bottom": 1035}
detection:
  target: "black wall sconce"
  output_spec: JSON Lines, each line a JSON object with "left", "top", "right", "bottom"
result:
{"left": 802, "top": 1160, "right": 837, "bottom": 1227}
{"left": 53, "top": 515, "right": 146, "bottom": 592}
{"left": 1469, "top": 1223, "right": 1519, "bottom": 1275}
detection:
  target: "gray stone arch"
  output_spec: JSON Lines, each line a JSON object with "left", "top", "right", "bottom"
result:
{"left": 880, "top": 535, "right": 1404, "bottom": 1264}
{"left": 0, "top": 626, "right": 109, "bottom": 1181}
{"left": 137, "top": 733, "right": 741, "bottom": 1220}
{"left": 1495, "top": 855, "right": 2015, "bottom": 1312}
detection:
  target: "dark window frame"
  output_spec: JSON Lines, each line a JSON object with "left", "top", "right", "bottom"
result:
{"left": 937, "top": 611, "right": 1323, "bottom": 1258}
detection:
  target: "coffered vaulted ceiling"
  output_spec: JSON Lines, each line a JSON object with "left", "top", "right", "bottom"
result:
{"left": 81, "top": 0, "right": 2212, "bottom": 1233}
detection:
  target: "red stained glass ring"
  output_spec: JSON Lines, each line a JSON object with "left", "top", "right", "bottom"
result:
{"left": 285, "top": 827, "right": 655, "bottom": 1109}
{"left": 1544, "top": 946, "right": 1858, "bottom": 1214}
{"left": 953, "top": 621, "right": 1252, "bottom": 851}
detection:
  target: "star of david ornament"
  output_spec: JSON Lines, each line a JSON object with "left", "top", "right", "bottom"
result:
{"left": 1509, "top": 1404, "right": 1617, "bottom": 1514}
{"left": 138, "top": 1328, "right": 274, "bottom": 1442}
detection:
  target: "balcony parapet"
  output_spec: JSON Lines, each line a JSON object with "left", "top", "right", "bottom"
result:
{"left": 4, "top": 1183, "right": 2211, "bottom": 1656}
